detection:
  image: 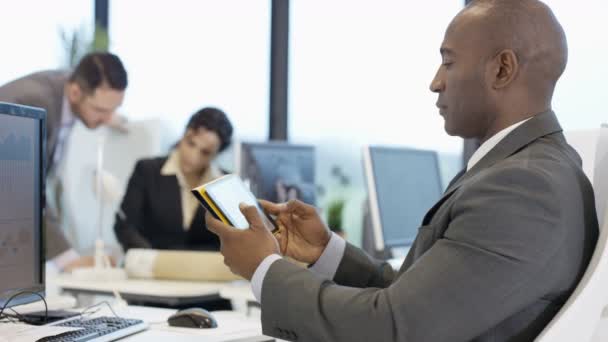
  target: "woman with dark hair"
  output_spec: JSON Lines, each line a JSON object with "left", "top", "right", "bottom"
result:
{"left": 114, "top": 107, "right": 233, "bottom": 252}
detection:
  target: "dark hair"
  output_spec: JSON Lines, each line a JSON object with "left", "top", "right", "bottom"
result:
{"left": 69, "top": 52, "right": 128, "bottom": 93}
{"left": 186, "top": 107, "right": 233, "bottom": 152}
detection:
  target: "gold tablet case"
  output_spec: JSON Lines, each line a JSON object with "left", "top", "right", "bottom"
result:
{"left": 191, "top": 182, "right": 233, "bottom": 226}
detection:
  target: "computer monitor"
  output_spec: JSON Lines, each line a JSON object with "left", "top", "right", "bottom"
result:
{"left": 363, "top": 146, "right": 443, "bottom": 255}
{"left": 0, "top": 102, "right": 45, "bottom": 308}
{"left": 235, "top": 142, "right": 316, "bottom": 205}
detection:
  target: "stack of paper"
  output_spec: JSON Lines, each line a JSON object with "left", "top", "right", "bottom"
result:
{"left": 0, "top": 323, "right": 81, "bottom": 342}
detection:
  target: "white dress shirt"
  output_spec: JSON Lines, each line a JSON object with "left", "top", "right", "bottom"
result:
{"left": 251, "top": 117, "right": 533, "bottom": 303}
{"left": 48, "top": 97, "right": 78, "bottom": 272}
{"left": 466, "top": 118, "right": 531, "bottom": 171}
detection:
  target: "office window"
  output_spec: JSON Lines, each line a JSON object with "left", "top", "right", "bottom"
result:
{"left": 0, "top": 0, "right": 93, "bottom": 84}
{"left": 289, "top": 0, "right": 463, "bottom": 245}
{"left": 110, "top": 1, "right": 271, "bottom": 143}
{"left": 542, "top": 0, "right": 608, "bottom": 130}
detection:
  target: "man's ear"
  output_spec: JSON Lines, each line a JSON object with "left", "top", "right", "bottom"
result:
{"left": 66, "top": 82, "right": 83, "bottom": 103}
{"left": 490, "top": 49, "right": 519, "bottom": 89}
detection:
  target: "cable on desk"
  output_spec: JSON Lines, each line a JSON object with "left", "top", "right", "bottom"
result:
{"left": 4, "top": 308, "right": 31, "bottom": 323}
{"left": 80, "top": 301, "right": 119, "bottom": 318}
{"left": 0, "top": 291, "right": 48, "bottom": 324}
{"left": 0, "top": 309, "right": 20, "bottom": 324}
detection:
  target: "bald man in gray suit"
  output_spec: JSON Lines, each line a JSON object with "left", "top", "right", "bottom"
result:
{"left": 0, "top": 53, "right": 127, "bottom": 267}
{"left": 205, "top": 1, "right": 599, "bottom": 341}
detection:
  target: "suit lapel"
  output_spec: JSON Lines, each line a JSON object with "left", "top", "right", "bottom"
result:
{"left": 421, "top": 110, "right": 563, "bottom": 225}
{"left": 46, "top": 74, "right": 69, "bottom": 172}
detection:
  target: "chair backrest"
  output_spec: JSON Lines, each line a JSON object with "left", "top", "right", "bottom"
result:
{"left": 594, "top": 124, "right": 608, "bottom": 227}
{"left": 563, "top": 128, "right": 600, "bottom": 181}
{"left": 535, "top": 125, "right": 608, "bottom": 342}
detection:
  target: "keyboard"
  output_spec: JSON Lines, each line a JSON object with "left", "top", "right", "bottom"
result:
{"left": 38, "top": 316, "right": 148, "bottom": 342}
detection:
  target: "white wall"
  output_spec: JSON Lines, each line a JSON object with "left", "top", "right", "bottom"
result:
{"left": 0, "top": 0, "right": 93, "bottom": 83}
{"left": 110, "top": 0, "right": 271, "bottom": 142}
{"left": 288, "top": 0, "right": 464, "bottom": 245}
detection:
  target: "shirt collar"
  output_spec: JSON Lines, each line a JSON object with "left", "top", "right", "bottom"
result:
{"left": 61, "top": 95, "right": 77, "bottom": 127}
{"left": 161, "top": 150, "right": 220, "bottom": 188}
{"left": 467, "top": 117, "right": 532, "bottom": 171}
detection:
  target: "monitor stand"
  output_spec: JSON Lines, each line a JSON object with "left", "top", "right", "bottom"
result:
{"left": 387, "top": 246, "right": 410, "bottom": 271}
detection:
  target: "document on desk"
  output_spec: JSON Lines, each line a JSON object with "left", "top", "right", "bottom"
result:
{"left": 0, "top": 323, "right": 81, "bottom": 342}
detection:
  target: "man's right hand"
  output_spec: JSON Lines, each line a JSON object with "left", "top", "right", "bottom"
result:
{"left": 260, "top": 199, "right": 331, "bottom": 265}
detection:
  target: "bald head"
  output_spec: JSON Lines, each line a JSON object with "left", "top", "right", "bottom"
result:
{"left": 462, "top": 0, "right": 568, "bottom": 98}
{"left": 430, "top": 0, "right": 568, "bottom": 141}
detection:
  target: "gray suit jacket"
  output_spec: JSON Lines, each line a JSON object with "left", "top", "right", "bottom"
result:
{"left": 260, "top": 111, "right": 599, "bottom": 342}
{"left": 0, "top": 70, "right": 72, "bottom": 259}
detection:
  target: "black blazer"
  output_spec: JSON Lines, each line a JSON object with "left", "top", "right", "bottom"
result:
{"left": 114, "top": 157, "right": 220, "bottom": 252}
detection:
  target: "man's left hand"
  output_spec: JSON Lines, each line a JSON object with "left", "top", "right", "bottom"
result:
{"left": 205, "top": 204, "right": 280, "bottom": 280}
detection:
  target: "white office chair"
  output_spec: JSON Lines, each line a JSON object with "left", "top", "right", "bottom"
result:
{"left": 563, "top": 128, "right": 600, "bottom": 182}
{"left": 593, "top": 124, "right": 608, "bottom": 228}
{"left": 535, "top": 125, "right": 608, "bottom": 342}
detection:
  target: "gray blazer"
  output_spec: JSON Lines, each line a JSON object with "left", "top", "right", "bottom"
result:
{"left": 0, "top": 70, "right": 72, "bottom": 259}
{"left": 260, "top": 111, "right": 599, "bottom": 342}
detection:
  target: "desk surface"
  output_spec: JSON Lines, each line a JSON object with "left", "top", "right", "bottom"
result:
{"left": 10, "top": 298, "right": 275, "bottom": 341}
{"left": 51, "top": 275, "right": 226, "bottom": 297}
{"left": 111, "top": 306, "right": 272, "bottom": 342}
{"left": 50, "top": 275, "right": 234, "bottom": 307}
{"left": 11, "top": 295, "right": 77, "bottom": 314}
{"left": 219, "top": 283, "right": 256, "bottom": 303}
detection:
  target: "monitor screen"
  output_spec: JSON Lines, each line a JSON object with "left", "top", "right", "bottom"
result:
{"left": 0, "top": 103, "right": 44, "bottom": 308}
{"left": 237, "top": 142, "right": 316, "bottom": 205}
{"left": 365, "top": 146, "right": 442, "bottom": 250}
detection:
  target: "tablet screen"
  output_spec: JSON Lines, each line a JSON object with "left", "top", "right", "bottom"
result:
{"left": 205, "top": 175, "right": 264, "bottom": 229}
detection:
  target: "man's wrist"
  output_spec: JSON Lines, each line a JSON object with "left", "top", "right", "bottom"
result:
{"left": 321, "top": 229, "right": 332, "bottom": 247}
{"left": 251, "top": 254, "right": 282, "bottom": 302}
{"left": 308, "top": 232, "right": 346, "bottom": 279}
{"left": 308, "top": 229, "right": 332, "bottom": 265}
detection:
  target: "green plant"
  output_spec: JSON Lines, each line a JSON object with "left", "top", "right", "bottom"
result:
{"left": 59, "top": 24, "right": 110, "bottom": 68}
{"left": 323, "top": 165, "right": 352, "bottom": 233}
{"left": 327, "top": 198, "right": 345, "bottom": 232}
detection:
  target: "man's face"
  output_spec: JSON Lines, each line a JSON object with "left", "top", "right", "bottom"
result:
{"left": 69, "top": 84, "right": 125, "bottom": 129}
{"left": 429, "top": 11, "right": 496, "bottom": 139}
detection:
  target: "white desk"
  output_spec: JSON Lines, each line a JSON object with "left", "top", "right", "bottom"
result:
{"left": 50, "top": 275, "right": 227, "bottom": 307}
{"left": 7, "top": 296, "right": 274, "bottom": 342}
{"left": 218, "top": 283, "right": 260, "bottom": 315}
{"left": 10, "top": 296, "right": 275, "bottom": 341}
{"left": 49, "top": 274, "right": 261, "bottom": 314}
{"left": 108, "top": 306, "right": 273, "bottom": 342}
{"left": 219, "top": 284, "right": 256, "bottom": 303}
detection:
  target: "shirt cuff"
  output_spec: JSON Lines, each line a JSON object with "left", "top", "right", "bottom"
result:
{"left": 251, "top": 254, "right": 282, "bottom": 302}
{"left": 51, "top": 248, "right": 80, "bottom": 272}
{"left": 309, "top": 232, "right": 346, "bottom": 280}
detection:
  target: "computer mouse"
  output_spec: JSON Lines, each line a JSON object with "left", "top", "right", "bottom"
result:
{"left": 167, "top": 308, "right": 218, "bottom": 329}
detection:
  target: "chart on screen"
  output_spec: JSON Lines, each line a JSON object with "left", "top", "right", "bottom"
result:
{"left": 0, "top": 115, "right": 37, "bottom": 291}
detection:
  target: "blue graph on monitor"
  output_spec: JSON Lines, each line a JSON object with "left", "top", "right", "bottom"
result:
{"left": 0, "top": 133, "right": 32, "bottom": 161}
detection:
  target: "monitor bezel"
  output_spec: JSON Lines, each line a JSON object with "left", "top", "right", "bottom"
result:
{"left": 236, "top": 141, "right": 316, "bottom": 204}
{"left": 0, "top": 102, "right": 46, "bottom": 308}
{"left": 363, "top": 145, "right": 443, "bottom": 252}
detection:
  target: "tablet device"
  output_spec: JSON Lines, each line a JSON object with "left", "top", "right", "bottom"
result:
{"left": 191, "top": 174, "right": 277, "bottom": 231}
